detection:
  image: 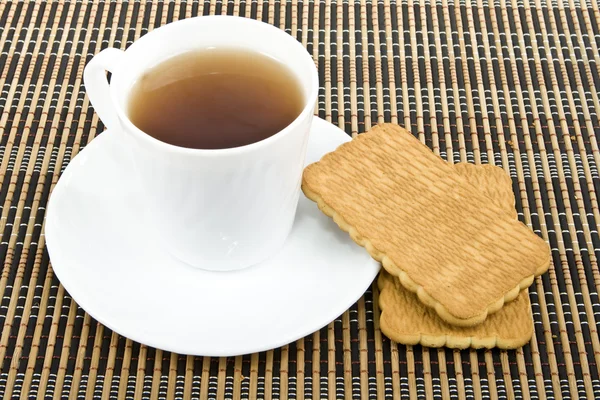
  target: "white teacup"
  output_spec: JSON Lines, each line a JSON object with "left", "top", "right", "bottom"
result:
{"left": 83, "top": 16, "right": 319, "bottom": 271}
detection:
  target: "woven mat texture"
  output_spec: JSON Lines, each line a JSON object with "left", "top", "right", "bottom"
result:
{"left": 1, "top": 0, "right": 599, "bottom": 398}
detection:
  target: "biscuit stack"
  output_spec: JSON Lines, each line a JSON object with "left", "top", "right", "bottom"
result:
{"left": 302, "top": 124, "right": 550, "bottom": 349}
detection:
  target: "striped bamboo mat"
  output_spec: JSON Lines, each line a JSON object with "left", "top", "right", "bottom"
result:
{"left": 1, "top": 0, "right": 599, "bottom": 398}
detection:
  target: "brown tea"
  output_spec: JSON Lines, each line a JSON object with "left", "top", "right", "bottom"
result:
{"left": 127, "top": 47, "right": 305, "bottom": 149}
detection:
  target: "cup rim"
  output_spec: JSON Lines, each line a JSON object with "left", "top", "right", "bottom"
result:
{"left": 109, "top": 15, "right": 319, "bottom": 156}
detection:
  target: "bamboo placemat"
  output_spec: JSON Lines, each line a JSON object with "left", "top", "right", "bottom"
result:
{"left": 0, "top": 0, "right": 599, "bottom": 398}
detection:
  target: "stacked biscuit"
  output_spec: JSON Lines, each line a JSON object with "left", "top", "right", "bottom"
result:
{"left": 302, "top": 124, "right": 550, "bottom": 349}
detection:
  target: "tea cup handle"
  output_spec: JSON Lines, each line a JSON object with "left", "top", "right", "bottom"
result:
{"left": 83, "top": 48, "right": 125, "bottom": 130}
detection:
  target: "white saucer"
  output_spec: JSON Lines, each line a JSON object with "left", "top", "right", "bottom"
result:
{"left": 45, "top": 117, "right": 380, "bottom": 356}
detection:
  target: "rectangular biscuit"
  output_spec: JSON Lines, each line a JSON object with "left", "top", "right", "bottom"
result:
{"left": 378, "top": 163, "right": 534, "bottom": 348}
{"left": 378, "top": 270, "right": 533, "bottom": 349}
{"left": 302, "top": 124, "right": 550, "bottom": 326}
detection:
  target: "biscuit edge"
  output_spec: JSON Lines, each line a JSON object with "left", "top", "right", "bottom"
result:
{"left": 378, "top": 310, "right": 533, "bottom": 349}
{"left": 376, "top": 273, "right": 534, "bottom": 349}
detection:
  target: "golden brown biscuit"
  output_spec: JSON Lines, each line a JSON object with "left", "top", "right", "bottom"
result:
{"left": 378, "top": 163, "right": 533, "bottom": 348}
{"left": 378, "top": 271, "right": 533, "bottom": 349}
{"left": 302, "top": 123, "right": 550, "bottom": 327}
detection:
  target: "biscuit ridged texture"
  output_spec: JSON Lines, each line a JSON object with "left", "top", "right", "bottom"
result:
{"left": 302, "top": 123, "right": 550, "bottom": 327}
{"left": 453, "top": 163, "right": 516, "bottom": 218}
{"left": 378, "top": 163, "right": 533, "bottom": 349}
